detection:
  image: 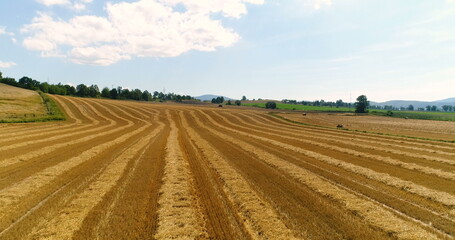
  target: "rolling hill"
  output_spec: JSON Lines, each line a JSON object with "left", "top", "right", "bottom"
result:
{"left": 194, "top": 94, "right": 233, "bottom": 101}
{"left": 371, "top": 98, "right": 455, "bottom": 109}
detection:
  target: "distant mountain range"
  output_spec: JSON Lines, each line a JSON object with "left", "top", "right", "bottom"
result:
{"left": 371, "top": 98, "right": 455, "bottom": 109}
{"left": 194, "top": 94, "right": 233, "bottom": 101}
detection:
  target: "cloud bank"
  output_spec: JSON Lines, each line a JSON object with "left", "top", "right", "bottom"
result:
{"left": 23, "top": 0, "right": 263, "bottom": 66}
{"left": 0, "top": 61, "right": 17, "bottom": 68}
{"left": 302, "top": 0, "right": 332, "bottom": 10}
{"left": 36, "top": 0, "right": 70, "bottom": 6}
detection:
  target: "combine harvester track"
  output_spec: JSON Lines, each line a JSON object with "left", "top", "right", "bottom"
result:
{"left": 0, "top": 96, "right": 453, "bottom": 239}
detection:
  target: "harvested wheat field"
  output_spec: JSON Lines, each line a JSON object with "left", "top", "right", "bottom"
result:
{"left": 279, "top": 112, "right": 455, "bottom": 141}
{"left": 1, "top": 95, "right": 455, "bottom": 240}
{"left": 0, "top": 83, "right": 48, "bottom": 121}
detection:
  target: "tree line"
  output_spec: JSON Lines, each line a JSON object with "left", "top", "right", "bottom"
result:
{"left": 211, "top": 96, "right": 242, "bottom": 106}
{"left": 282, "top": 96, "right": 455, "bottom": 112}
{"left": 282, "top": 99, "right": 352, "bottom": 108}
{"left": 0, "top": 72, "right": 194, "bottom": 102}
{"left": 370, "top": 104, "right": 455, "bottom": 112}
{"left": 267, "top": 95, "right": 369, "bottom": 113}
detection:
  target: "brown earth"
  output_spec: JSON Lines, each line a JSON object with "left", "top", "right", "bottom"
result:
{"left": 0, "top": 95, "right": 454, "bottom": 239}
{"left": 278, "top": 112, "right": 455, "bottom": 141}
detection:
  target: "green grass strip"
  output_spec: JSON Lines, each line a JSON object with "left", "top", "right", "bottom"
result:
{"left": 243, "top": 102, "right": 352, "bottom": 112}
{"left": 369, "top": 110, "right": 455, "bottom": 122}
{"left": 244, "top": 102, "right": 455, "bottom": 122}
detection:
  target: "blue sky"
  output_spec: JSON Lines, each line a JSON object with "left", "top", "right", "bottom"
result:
{"left": 0, "top": 0, "right": 454, "bottom": 102}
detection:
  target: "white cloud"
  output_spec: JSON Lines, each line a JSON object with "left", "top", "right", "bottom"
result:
{"left": 36, "top": 0, "right": 70, "bottom": 6}
{"left": 0, "top": 61, "right": 17, "bottom": 68}
{"left": 303, "top": 0, "right": 332, "bottom": 10}
{"left": 0, "top": 26, "right": 15, "bottom": 45}
{"left": 162, "top": 0, "right": 264, "bottom": 18}
{"left": 37, "top": 0, "right": 93, "bottom": 11}
{"left": 22, "top": 0, "right": 260, "bottom": 66}
{"left": 0, "top": 26, "right": 14, "bottom": 36}
{"left": 69, "top": 46, "right": 131, "bottom": 66}
{"left": 71, "top": 0, "right": 94, "bottom": 11}
{"left": 72, "top": 3, "right": 86, "bottom": 10}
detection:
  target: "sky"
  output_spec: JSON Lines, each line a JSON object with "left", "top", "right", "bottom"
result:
{"left": 0, "top": 0, "right": 454, "bottom": 102}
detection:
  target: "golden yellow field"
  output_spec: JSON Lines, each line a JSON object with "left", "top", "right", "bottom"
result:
{"left": 0, "top": 83, "right": 48, "bottom": 121}
{"left": 279, "top": 112, "right": 455, "bottom": 141}
{"left": 0, "top": 95, "right": 454, "bottom": 239}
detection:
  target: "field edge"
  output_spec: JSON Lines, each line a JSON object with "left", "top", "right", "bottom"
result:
{"left": 0, "top": 92, "right": 65, "bottom": 123}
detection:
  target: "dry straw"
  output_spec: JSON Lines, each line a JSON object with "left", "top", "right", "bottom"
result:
{"left": 195, "top": 110, "right": 443, "bottom": 239}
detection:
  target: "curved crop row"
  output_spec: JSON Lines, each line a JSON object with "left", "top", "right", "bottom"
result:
{"left": 218, "top": 112, "right": 455, "bottom": 180}
{"left": 190, "top": 110, "right": 443, "bottom": 239}
{"left": 257, "top": 112, "right": 455, "bottom": 151}
{"left": 238, "top": 112, "right": 455, "bottom": 157}
{"left": 197, "top": 110, "right": 455, "bottom": 208}
{"left": 1, "top": 97, "right": 453, "bottom": 239}
{"left": 180, "top": 111, "right": 299, "bottom": 240}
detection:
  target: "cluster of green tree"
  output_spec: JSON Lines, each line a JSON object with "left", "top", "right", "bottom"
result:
{"left": 282, "top": 99, "right": 351, "bottom": 108}
{"left": 0, "top": 72, "right": 193, "bottom": 102}
{"left": 211, "top": 96, "right": 225, "bottom": 104}
{"left": 282, "top": 98, "right": 453, "bottom": 113}
{"left": 442, "top": 105, "right": 455, "bottom": 112}
{"left": 423, "top": 105, "right": 455, "bottom": 112}
{"left": 274, "top": 96, "right": 369, "bottom": 112}
{"left": 354, "top": 95, "right": 369, "bottom": 113}
{"left": 0, "top": 75, "right": 77, "bottom": 95}
{"left": 370, "top": 105, "right": 425, "bottom": 111}
{"left": 370, "top": 105, "right": 406, "bottom": 110}
{"left": 369, "top": 104, "right": 455, "bottom": 112}
{"left": 211, "top": 96, "right": 242, "bottom": 106}
{"left": 225, "top": 100, "right": 241, "bottom": 106}
{"left": 100, "top": 86, "right": 192, "bottom": 102}
{"left": 265, "top": 101, "right": 277, "bottom": 109}
{"left": 425, "top": 105, "right": 455, "bottom": 112}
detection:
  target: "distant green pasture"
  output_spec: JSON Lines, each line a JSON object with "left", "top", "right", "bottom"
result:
{"left": 370, "top": 110, "right": 455, "bottom": 121}
{"left": 243, "top": 102, "right": 455, "bottom": 121}
{"left": 243, "top": 102, "right": 352, "bottom": 112}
